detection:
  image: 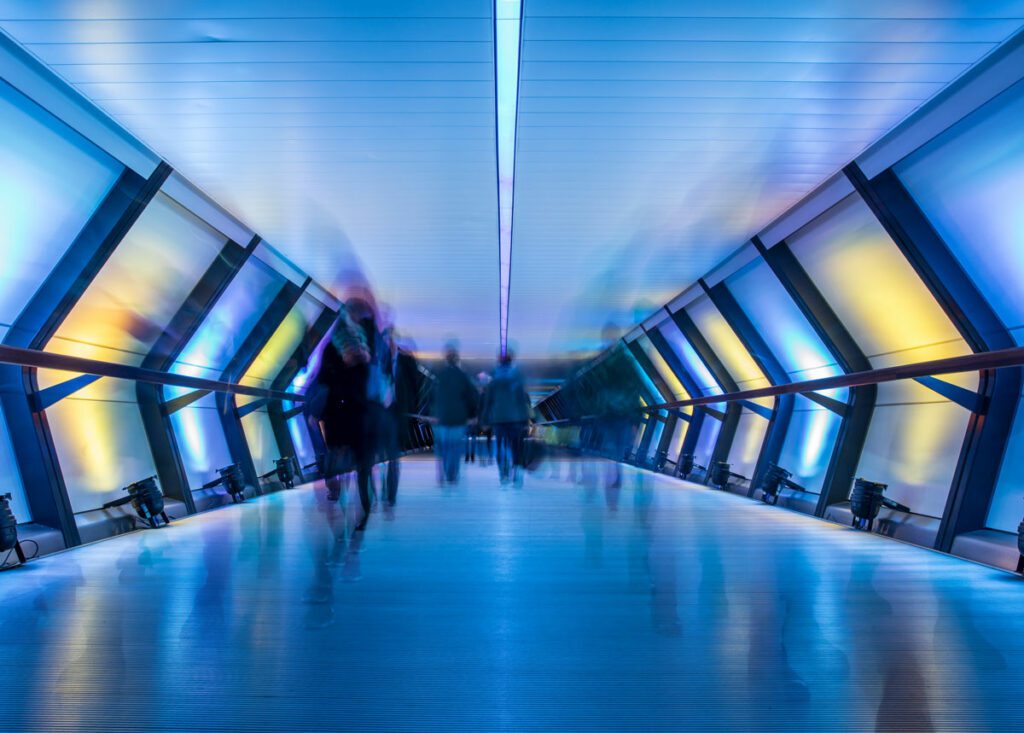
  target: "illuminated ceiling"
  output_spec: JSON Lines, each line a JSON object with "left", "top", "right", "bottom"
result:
{"left": 1, "top": 0, "right": 1023, "bottom": 359}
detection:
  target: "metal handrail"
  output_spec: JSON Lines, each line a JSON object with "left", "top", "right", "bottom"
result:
{"left": 0, "top": 343, "right": 304, "bottom": 403}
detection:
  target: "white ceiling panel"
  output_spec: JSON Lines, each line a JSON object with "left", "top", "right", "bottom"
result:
{"left": 2, "top": 0, "right": 1024, "bottom": 363}
{"left": 0, "top": 0, "right": 500, "bottom": 358}
{"left": 508, "top": 0, "right": 1024, "bottom": 357}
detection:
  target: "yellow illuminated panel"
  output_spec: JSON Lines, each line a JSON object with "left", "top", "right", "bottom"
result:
{"left": 43, "top": 193, "right": 225, "bottom": 372}
{"left": 786, "top": 194, "right": 970, "bottom": 366}
{"left": 637, "top": 334, "right": 689, "bottom": 400}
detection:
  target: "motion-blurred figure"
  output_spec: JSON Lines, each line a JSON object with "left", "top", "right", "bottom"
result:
{"left": 476, "top": 372, "right": 494, "bottom": 466}
{"left": 382, "top": 326, "right": 419, "bottom": 508}
{"left": 315, "top": 297, "right": 393, "bottom": 530}
{"left": 431, "top": 342, "right": 478, "bottom": 485}
{"left": 482, "top": 350, "right": 531, "bottom": 485}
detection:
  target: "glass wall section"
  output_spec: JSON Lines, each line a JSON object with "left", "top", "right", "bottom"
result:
{"left": 655, "top": 318, "right": 724, "bottom": 468}
{"left": 237, "top": 293, "right": 324, "bottom": 475}
{"left": 167, "top": 258, "right": 285, "bottom": 491}
{"left": 283, "top": 325, "right": 335, "bottom": 470}
{"left": 39, "top": 193, "right": 228, "bottom": 512}
{"left": 636, "top": 333, "right": 692, "bottom": 464}
{"left": 0, "top": 82, "right": 123, "bottom": 521}
{"left": 893, "top": 81, "right": 1024, "bottom": 532}
{"left": 896, "top": 79, "right": 1024, "bottom": 345}
{"left": 727, "top": 259, "right": 846, "bottom": 493}
{"left": 0, "top": 81, "right": 122, "bottom": 330}
{"left": 787, "top": 193, "right": 974, "bottom": 517}
{"left": 623, "top": 347, "right": 666, "bottom": 463}
{"left": 684, "top": 295, "right": 771, "bottom": 480}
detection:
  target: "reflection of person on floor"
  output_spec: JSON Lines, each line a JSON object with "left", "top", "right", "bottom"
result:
{"left": 431, "top": 342, "right": 478, "bottom": 485}
{"left": 482, "top": 349, "right": 531, "bottom": 486}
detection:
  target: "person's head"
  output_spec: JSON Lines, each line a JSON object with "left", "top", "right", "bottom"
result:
{"left": 345, "top": 297, "right": 375, "bottom": 327}
{"left": 444, "top": 340, "right": 460, "bottom": 366}
{"left": 499, "top": 348, "right": 515, "bottom": 366}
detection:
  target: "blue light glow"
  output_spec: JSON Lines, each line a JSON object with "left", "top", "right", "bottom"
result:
{"left": 495, "top": 0, "right": 522, "bottom": 354}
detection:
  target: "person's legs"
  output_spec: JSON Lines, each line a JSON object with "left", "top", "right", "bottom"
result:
{"left": 383, "top": 410, "right": 401, "bottom": 505}
{"left": 445, "top": 425, "right": 466, "bottom": 482}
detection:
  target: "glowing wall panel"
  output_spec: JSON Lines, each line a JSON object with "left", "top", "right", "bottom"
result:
{"left": 169, "top": 257, "right": 285, "bottom": 385}
{"left": 238, "top": 293, "right": 324, "bottom": 399}
{"left": 668, "top": 418, "right": 688, "bottom": 461}
{"left": 288, "top": 416, "right": 317, "bottom": 471}
{"left": 0, "top": 410, "right": 30, "bottom": 522}
{"left": 45, "top": 192, "right": 226, "bottom": 367}
{"left": 169, "top": 393, "right": 234, "bottom": 492}
{"left": 0, "top": 81, "right": 122, "bottom": 326}
{"left": 896, "top": 79, "right": 1024, "bottom": 344}
{"left": 656, "top": 319, "right": 720, "bottom": 397}
{"left": 240, "top": 411, "right": 280, "bottom": 478}
{"left": 787, "top": 194, "right": 974, "bottom": 516}
{"left": 636, "top": 334, "right": 688, "bottom": 400}
{"left": 168, "top": 256, "right": 285, "bottom": 485}
{"left": 986, "top": 390, "right": 1024, "bottom": 533}
{"left": 691, "top": 415, "right": 721, "bottom": 470}
{"left": 786, "top": 194, "right": 970, "bottom": 366}
{"left": 685, "top": 295, "right": 771, "bottom": 479}
{"left": 727, "top": 409, "right": 769, "bottom": 481}
{"left": 774, "top": 395, "right": 842, "bottom": 494}
{"left": 727, "top": 259, "right": 846, "bottom": 493}
{"left": 42, "top": 377, "right": 157, "bottom": 512}
{"left": 624, "top": 347, "right": 664, "bottom": 404}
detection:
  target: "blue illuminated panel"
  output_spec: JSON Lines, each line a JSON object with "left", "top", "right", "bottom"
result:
{"left": 168, "top": 257, "right": 285, "bottom": 487}
{"left": 727, "top": 259, "right": 845, "bottom": 492}
{"left": 169, "top": 257, "right": 284, "bottom": 387}
{"left": 655, "top": 319, "right": 720, "bottom": 398}
{"left": 0, "top": 410, "right": 30, "bottom": 522}
{"left": 0, "top": 80, "right": 122, "bottom": 327}
{"left": 896, "top": 79, "right": 1024, "bottom": 344}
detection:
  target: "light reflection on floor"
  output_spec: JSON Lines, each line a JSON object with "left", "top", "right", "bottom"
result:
{"left": 1, "top": 457, "right": 1022, "bottom": 732}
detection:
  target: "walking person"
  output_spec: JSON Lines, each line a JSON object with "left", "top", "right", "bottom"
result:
{"left": 431, "top": 342, "right": 478, "bottom": 485}
{"left": 482, "top": 350, "right": 531, "bottom": 486}
{"left": 315, "top": 298, "right": 392, "bottom": 531}
{"left": 381, "top": 326, "right": 419, "bottom": 509}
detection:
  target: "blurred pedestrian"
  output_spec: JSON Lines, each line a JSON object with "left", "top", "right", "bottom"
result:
{"left": 431, "top": 342, "right": 478, "bottom": 484}
{"left": 315, "top": 298, "right": 392, "bottom": 530}
{"left": 381, "top": 326, "right": 419, "bottom": 509}
{"left": 482, "top": 350, "right": 531, "bottom": 486}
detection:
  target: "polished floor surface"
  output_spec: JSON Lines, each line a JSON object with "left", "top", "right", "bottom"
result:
{"left": 1, "top": 457, "right": 1022, "bottom": 732}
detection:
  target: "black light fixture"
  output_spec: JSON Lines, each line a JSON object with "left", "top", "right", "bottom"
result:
{"left": 102, "top": 476, "right": 170, "bottom": 529}
{"left": 679, "top": 453, "right": 695, "bottom": 478}
{"left": 849, "top": 477, "right": 910, "bottom": 531}
{"left": 759, "top": 464, "right": 791, "bottom": 505}
{"left": 259, "top": 457, "right": 297, "bottom": 490}
{"left": 711, "top": 461, "right": 732, "bottom": 489}
{"left": 218, "top": 464, "right": 247, "bottom": 503}
{"left": 1, "top": 493, "right": 28, "bottom": 566}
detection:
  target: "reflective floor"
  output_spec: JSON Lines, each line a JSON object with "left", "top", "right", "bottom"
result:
{"left": 1, "top": 457, "right": 1022, "bottom": 732}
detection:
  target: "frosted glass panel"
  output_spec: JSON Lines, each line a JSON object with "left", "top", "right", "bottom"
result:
{"left": 727, "top": 258, "right": 846, "bottom": 401}
{"left": 44, "top": 378, "right": 157, "bottom": 512}
{"left": 0, "top": 81, "right": 122, "bottom": 326}
{"left": 241, "top": 411, "right": 280, "bottom": 476}
{"left": 170, "top": 393, "right": 233, "bottom": 490}
{"left": 45, "top": 193, "right": 226, "bottom": 370}
{"left": 897, "top": 80, "right": 1024, "bottom": 344}
{"left": 0, "top": 409, "right": 30, "bottom": 522}
{"left": 239, "top": 293, "right": 324, "bottom": 396}
{"left": 986, "top": 392, "right": 1024, "bottom": 533}
{"left": 288, "top": 416, "right": 317, "bottom": 470}
{"left": 726, "top": 409, "right": 769, "bottom": 481}
{"left": 169, "top": 257, "right": 284, "bottom": 387}
{"left": 856, "top": 382, "right": 973, "bottom": 518}
{"left": 775, "top": 395, "right": 841, "bottom": 494}
{"left": 686, "top": 296, "right": 769, "bottom": 398}
{"left": 637, "top": 334, "right": 688, "bottom": 400}
{"left": 656, "top": 319, "right": 720, "bottom": 397}
{"left": 786, "top": 194, "right": 969, "bottom": 365}
{"left": 692, "top": 415, "right": 721, "bottom": 469}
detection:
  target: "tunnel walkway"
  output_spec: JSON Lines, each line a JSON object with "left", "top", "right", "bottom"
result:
{"left": 1, "top": 457, "right": 1022, "bottom": 732}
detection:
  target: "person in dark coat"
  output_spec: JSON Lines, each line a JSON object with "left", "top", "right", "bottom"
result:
{"left": 315, "top": 298, "right": 392, "bottom": 530}
{"left": 482, "top": 350, "right": 531, "bottom": 485}
{"left": 431, "top": 343, "right": 478, "bottom": 484}
{"left": 381, "top": 326, "right": 420, "bottom": 507}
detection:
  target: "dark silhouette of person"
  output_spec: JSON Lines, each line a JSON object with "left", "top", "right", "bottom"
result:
{"left": 482, "top": 349, "right": 531, "bottom": 485}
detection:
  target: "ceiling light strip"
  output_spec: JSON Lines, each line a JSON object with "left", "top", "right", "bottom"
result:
{"left": 495, "top": 0, "right": 522, "bottom": 356}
